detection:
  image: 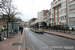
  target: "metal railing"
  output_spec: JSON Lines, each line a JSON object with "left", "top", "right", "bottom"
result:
{"left": 0, "top": 31, "right": 7, "bottom": 41}
{"left": 45, "top": 28, "right": 75, "bottom": 34}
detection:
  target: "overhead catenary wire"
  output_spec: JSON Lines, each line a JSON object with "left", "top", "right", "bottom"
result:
{"left": 30, "top": 0, "right": 34, "bottom": 12}
{"left": 28, "top": 0, "right": 34, "bottom": 20}
{"left": 28, "top": 0, "right": 50, "bottom": 20}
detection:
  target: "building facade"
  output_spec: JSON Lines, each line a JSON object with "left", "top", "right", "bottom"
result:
{"left": 51, "top": 0, "right": 67, "bottom": 26}
{"left": 38, "top": 12, "right": 42, "bottom": 22}
{"left": 45, "top": 9, "right": 51, "bottom": 26}
{"left": 24, "top": 22, "right": 29, "bottom": 27}
{"left": 29, "top": 18, "right": 37, "bottom": 26}
{"left": 38, "top": 10, "right": 48, "bottom": 22}
{"left": 67, "top": 0, "right": 75, "bottom": 27}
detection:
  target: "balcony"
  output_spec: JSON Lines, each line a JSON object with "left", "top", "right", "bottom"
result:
{"left": 0, "top": 3, "right": 2, "bottom": 8}
{"left": 51, "top": 0, "right": 66, "bottom": 8}
{"left": 59, "top": 13, "right": 66, "bottom": 17}
{"left": 43, "top": 16, "right": 46, "bottom": 18}
{"left": 59, "top": 20, "right": 67, "bottom": 23}
{"left": 0, "top": 11, "right": 3, "bottom": 15}
{"left": 50, "top": 16, "right": 54, "bottom": 18}
{"left": 59, "top": 6, "right": 66, "bottom": 11}
{"left": 51, "top": 21, "right": 54, "bottom": 23}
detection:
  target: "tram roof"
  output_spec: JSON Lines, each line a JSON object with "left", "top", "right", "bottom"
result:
{"left": 30, "top": 21, "right": 43, "bottom": 25}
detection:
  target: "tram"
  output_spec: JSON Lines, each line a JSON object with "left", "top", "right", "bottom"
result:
{"left": 30, "top": 21, "right": 44, "bottom": 33}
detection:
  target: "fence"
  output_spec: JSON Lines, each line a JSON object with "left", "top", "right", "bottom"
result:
{"left": 45, "top": 28, "right": 75, "bottom": 34}
{"left": 0, "top": 31, "right": 7, "bottom": 41}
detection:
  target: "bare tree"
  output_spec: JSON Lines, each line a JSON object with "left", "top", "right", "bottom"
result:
{"left": 1, "top": 0, "right": 21, "bottom": 21}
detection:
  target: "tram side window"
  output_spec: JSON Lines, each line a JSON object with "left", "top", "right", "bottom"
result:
{"left": 37, "top": 26, "right": 43, "bottom": 28}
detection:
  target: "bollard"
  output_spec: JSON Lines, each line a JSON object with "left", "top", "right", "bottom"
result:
{"left": 4, "top": 32, "right": 5, "bottom": 37}
{"left": 64, "top": 29, "right": 65, "bottom": 33}
{"left": 0, "top": 33, "right": 1, "bottom": 41}
{"left": 69, "top": 30, "right": 71, "bottom": 34}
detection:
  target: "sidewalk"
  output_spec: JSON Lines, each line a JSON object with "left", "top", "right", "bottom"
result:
{"left": 44, "top": 30, "right": 75, "bottom": 40}
{"left": 0, "top": 29, "right": 25, "bottom": 50}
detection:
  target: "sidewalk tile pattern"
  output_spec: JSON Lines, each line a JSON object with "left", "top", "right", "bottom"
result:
{"left": 0, "top": 30, "right": 25, "bottom": 50}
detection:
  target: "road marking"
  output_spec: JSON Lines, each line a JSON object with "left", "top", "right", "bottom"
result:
{"left": 18, "top": 46, "right": 21, "bottom": 50}
{"left": 24, "top": 28, "right": 26, "bottom": 50}
{"left": 30, "top": 30, "right": 54, "bottom": 50}
{"left": 18, "top": 30, "right": 24, "bottom": 50}
{"left": 26, "top": 30, "right": 34, "bottom": 50}
{"left": 20, "top": 33, "right": 23, "bottom": 43}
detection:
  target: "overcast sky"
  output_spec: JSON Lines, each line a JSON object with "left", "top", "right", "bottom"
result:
{"left": 13, "top": 0, "right": 53, "bottom": 22}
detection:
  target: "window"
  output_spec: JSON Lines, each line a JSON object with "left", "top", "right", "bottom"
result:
{"left": 59, "top": 17, "right": 61, "bottom": 21}
{"left": 61, "top": 2, "right": 66, "bottom": 7}
{"left": 55, "top": 13, "right": 57, "bottom": 17}
{"left": 69, "top": 21, "right": 72, "bottom": 25}
{"left": 59, "top": 9, "right": 66, "bottom": 15}
{"left": 52, "top": 18, "right": 54, "bottom": 21}
{"left": 59, "top": 5, "right": 61, "bottom": 9}
{"left": 69, "top": 0, "right": 74, "bottom": 3}
{"left": 69, "top": 4, "right": 75, "bottom": 10}
{"left": 65, "top": 16, "right": 67, "bottom": 20}
{"left": 38, "top": 26, "right": 43, "bottom": 28}
{"left": 52, "top": 13, "right": 54, "bottom": 17}
{"left": 74, "top": 21, "right": 75, "bottom": 25}
{"left": 52, "top": 23, "right": 54, "bottom": 26}
{"left": 51, "top": 9, "right": 54, "bottom": 12}
{"left": 59, "top": 16, "right": 66, "bottom": 21}
{"left": 69, "top": 12, "right": 75, "bottom": 17}
{"left": 59, "top": 11, "right": 61, "bottom": 15}
{"left": 61, "top": 16, "right": 64, "bottom": 20}
{"left": 69, "top": 21, "right": 75, "bottom": 25}
{"left": 55, "top": 18, "right": 57, "bottom": 22}
{"left": 61, "top": 9, "right": 66, "bottom": 14}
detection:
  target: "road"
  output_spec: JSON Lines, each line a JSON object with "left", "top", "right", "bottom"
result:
{"left": 25, "top": 28, "right": 75, "bottom": 50}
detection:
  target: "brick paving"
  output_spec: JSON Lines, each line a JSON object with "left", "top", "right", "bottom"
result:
{"left": 0, "top": 29, "right": 25, "bottom": 50}
{"left": 44, "top": 30, "right": 75, "bottom": 40}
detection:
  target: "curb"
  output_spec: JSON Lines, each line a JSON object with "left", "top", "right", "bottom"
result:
{"left": 24, "top": 28, "right": 26, "bottom": 50}
{"left": 44, "top": 31, "right": 75, "bottom": 40}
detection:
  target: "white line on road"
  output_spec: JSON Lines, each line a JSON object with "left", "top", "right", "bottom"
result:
{"left": 26, "top": 30, "right": 34, "bottom": 50}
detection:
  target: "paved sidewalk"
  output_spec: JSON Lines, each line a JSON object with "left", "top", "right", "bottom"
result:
{"left": 0, "top": 29, "right": 25, "bottom": 50}
{"left": 44, "top": 30, "right": 75, "bottom": 40}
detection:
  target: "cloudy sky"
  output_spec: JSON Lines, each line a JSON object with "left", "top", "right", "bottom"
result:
{"left": 13, "top": 0, "right": 53, "bottom": 22}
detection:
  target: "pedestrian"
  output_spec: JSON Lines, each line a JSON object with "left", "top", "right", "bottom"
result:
{"left": 1, "top": 26, "right": 4, "bottom": 32}
{"left": 20, "top": 26, "right": 23, "bottom": 35}
{"left": 19, "top": 26, "right": 21, "bottom": 32}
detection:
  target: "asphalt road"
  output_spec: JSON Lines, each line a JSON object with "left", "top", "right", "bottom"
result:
{"left": 25, "top": 28, "right": 75, "bottom": 50}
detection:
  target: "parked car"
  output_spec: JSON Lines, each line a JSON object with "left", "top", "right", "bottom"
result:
{"left": 69, "top": 26, "right": 75, "bottom": 30}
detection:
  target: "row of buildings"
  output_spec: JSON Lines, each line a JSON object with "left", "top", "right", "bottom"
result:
{"left": 37, "top": 0, "right": 75, "bottom": 27}
{"left": 29, "top": 18, "right": 37, "bottom": 26}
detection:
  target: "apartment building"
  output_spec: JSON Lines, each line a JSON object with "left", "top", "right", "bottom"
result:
{"left": 45, "top": 9, "right": 51, "bottom": 26}
{"left": 24, "top": 22, "right": 29, "bottom": 27}
{"left": 38, "top": 12, "right": 42, "bottom": 22}
{"left": 38, "top": 10, "right": 48, "bottom": 22}
{"left": 67, "top": 0, "right": 75, "bottom": 27}
{"left": 51, "top": 0, "right": 67, "bottom": 26}
{"left": 29, "top": 18, "right": 37, "bottom": 26}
